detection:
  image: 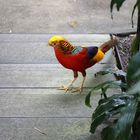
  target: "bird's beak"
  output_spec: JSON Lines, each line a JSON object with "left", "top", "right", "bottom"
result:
{"left": 47, "top": 42, "right": 49, "bottom": 46}
{"left": 47, "top": 44, "right": 50, "bottom": 47}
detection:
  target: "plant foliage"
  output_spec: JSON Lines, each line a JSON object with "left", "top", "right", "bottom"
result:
{"left": 131, "top": 34, "right": 140, "bottom": 56}
{"left": 86, "top": 0, "right": 140, "bottom": 139}
{"left": 111, "top": 0, "right": 140, "bottom": 28}
{"left": 131, "top": 0, "right": 140, "bottom": 27}
{"left": 110, "top": 0, "right": 126, "bottom": 12}
{"left": 85, "top": 51, "right": 140, "bottom": 140}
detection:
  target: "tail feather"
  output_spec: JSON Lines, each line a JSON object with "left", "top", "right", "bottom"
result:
{"left": 99, "top": 38, "right": 118, "bottom": 53}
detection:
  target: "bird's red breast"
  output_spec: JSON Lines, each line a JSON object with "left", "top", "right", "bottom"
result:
{"left": 54, "top": 46, "right": 104, "bottom": 72}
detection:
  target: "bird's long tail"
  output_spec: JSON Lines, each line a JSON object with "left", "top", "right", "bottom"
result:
{"left": 99, "top": 38, "right": 118, "bottom": 53}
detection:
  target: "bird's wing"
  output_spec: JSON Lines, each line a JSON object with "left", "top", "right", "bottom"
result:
{"left": 86, "top": 46, "right": 98, "bottom": 60}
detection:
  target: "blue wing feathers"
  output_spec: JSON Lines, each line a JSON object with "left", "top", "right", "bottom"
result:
{"left": 87, "top": 47, "right": 98, "bottom": 59}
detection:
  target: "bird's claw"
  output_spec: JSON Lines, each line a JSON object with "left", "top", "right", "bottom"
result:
{"left": 57, "top": 85, "right": 72, "bottom": 93}
{"left": 57, "top": 86, "right": 83, "bottom": 93}
{"left": 71, "top": 87, "right": 83, "bottom": 94}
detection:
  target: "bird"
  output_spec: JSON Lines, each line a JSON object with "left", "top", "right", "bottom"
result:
{"left": 48, "top": 35, "right": 118, "bottom": 93}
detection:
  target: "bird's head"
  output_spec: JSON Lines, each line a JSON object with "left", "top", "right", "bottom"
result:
{"left": 48, "top": 35, "right": 75, "bottom": 53}
{"left": 48, "top": 35, "right": 67, "bottom": 48}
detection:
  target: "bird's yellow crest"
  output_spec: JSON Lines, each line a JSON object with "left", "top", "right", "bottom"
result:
{"left": 48, "top": 35, "right": 67, "bottom": 45}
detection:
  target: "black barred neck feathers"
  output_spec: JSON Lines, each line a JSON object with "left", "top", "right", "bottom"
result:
{"left": 59, "top": 40, "right": 76, "bottom": 54}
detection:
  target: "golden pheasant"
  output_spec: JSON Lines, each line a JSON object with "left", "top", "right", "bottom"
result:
{"left": 48, "top": 35, "right": 118, "bottom": 93}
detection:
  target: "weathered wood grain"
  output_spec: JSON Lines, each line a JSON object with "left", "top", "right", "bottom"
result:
{"left": 0, "top": 64, "right": 116, "bottom": 88}
{"left": 0, "top": 34, "right": 118, "bottom": 140}
{"left": 0, "top": 34, "right": 112, "bottom": 64}
{"left": 0, "top": 118, "right": 102, "bottom": 140}
{"left": 0, "top": 34, "right": 110, "bottom": 42}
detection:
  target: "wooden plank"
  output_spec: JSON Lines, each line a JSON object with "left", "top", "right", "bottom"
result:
{"left": 0, "top": 34, "right": 114, "bottom": 64}
{"left": 0, "top": 34, "right": 117, "bottom": 140}
{"left": 0, "top": 88, "right": 121, "bottom": 118}
{"left": 0, "top": 63, "right": 116, "bottom": 88}
{"left": 0, "top": 43, "right": 107, "bottom": 64}
{"left": 0, "top": 63, "right": 114, "bottom": 71}
{"left": 0, "top": 42, "right": 114, "bottom": 64}
{"left": 0, "top": 37, "right": 112, "bottom": 64}
{"left": 0, "top": 89, "right": 93, "bottom": 117}
{"left": 0, "top": 88, "right": 120, "bottom": 117}
{"left": 0, "top": 34, "right": 110, "bottom": 42}
{"left": 0, "top": 43, "right": 57, "bottom": 64}
{"left": 0, "top": 118, "right": 101, "bottom": 140}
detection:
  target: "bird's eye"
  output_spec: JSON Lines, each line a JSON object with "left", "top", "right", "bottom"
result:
{"left": 53, "top": 42, "right": 57, "bottom": 46}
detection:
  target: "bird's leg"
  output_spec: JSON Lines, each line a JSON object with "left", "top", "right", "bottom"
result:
{"left": 58, "top": 71, "right": 78, "bottom": 93}
{"left": 59, "top": 77, "right": 77, "bottom": 92}
{"left": 72, "top": 76, "right": 86, "bottom": 93}
{"left": 72, "top": 71, "right": 86, "bottom": 93}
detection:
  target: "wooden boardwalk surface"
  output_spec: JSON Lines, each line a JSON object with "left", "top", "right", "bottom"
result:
{"left": 0, "top": 34, "right": 120, "bottom": 140}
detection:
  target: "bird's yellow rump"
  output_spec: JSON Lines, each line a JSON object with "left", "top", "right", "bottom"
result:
{"left": 93, "top": 49, "right": 104, "bottom": 62}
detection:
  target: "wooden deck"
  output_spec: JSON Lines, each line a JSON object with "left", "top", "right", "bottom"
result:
{"left": 0, "top": 34, "right": 120, "bottom": 140}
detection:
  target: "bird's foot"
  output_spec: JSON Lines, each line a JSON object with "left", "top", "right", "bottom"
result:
{"left": 72, "top": 87, "right": 83, "bottom": 94}
{"left": 58, "top": 85, "right": 73, "bottom": 93}
{"left": 58, "top": 86, "right": 83, "bottom": 93}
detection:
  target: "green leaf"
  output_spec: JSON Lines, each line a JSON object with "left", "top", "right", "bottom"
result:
{"left": 90, "top": 94, "right": 129, "bottom": 133}
{"left": 96, "top": 68, "right": 126, "bottom": 77}
{"left": 85, "top": 91, "right": 92, "bottom": 108}
{"left": 90, "top": 80, "right": 127, "bottom": 92}
{"left": 110, "top": 0, "right": 126, "bottom": 13}
{"left": 101, "top": 86, "right": 109, "bottom": 99}
{"left": 128, "top": 81, "right": 140, "bottom": 95}
{"left": 85, "top": 80, "right": 127, "bottom": 108}
{"left": 90, "top": 113, "right": 107, "bottom": 133}
{"left": 101, "top": 100, "right": 138, "bottom": 140}
{"left": 92, "top": 94, "right": 129, "bottom": 120}
{"left": 133, "top": 69, "right": 140, "bottom": 79}
{"left": 127, "top": 51, "right": 140, "bottom": 87}
{"left": 131, "top": 35, "right": 140, "bottom": 56}
{"left": 131, "top": 0, "right": 140, "bottom": 27}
